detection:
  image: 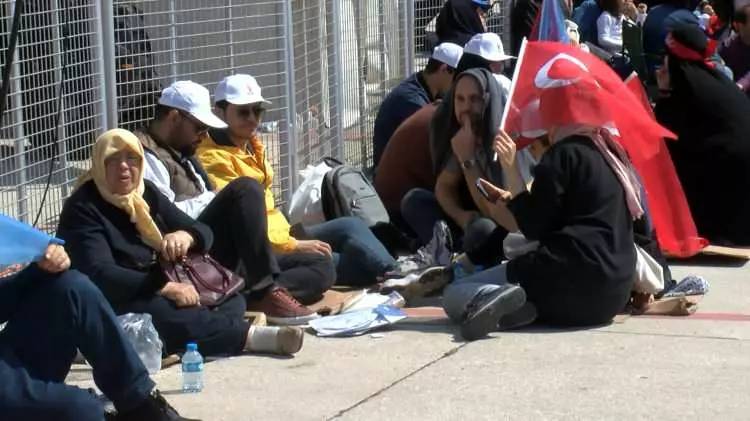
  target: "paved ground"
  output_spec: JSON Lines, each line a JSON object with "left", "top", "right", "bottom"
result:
{"left": 69, "top": 256, "right": 750, "bottom": 420}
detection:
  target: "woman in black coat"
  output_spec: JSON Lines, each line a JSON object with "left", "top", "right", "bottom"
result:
{"left": 655, "top": 23, "right": 750, "bottom": 245}
{"left": 58, "top": 129, "right": 302, "bottom": 356}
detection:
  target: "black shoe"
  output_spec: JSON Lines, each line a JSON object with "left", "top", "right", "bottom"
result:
{"left": 460, "top": 284, "right": 527, "bottom": 341}
{"left": 117, "top": 389, "right": 200, "bottom": 421}
{"left": 497, "top": 301, "right": 537, "bottom": 331}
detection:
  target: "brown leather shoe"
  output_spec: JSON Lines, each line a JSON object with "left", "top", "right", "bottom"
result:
{"left": 246, "top": 287, "right": 319, "bottom": 325}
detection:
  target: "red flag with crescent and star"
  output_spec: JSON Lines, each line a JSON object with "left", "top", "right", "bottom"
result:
{"left": 501, "top": 40, "right": 707, "bottom": 257}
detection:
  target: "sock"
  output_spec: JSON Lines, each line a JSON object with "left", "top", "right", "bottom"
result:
{"left": 245, "top": 326, "right": 281, "bottom": 353}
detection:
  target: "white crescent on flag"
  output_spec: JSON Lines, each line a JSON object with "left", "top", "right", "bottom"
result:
{"left": 533, "top": 53, "right": 591, "bottom": 89}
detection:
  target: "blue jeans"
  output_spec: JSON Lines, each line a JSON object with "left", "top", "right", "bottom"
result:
{"left": 306, "top": 217, "right": 396, "bottom": 285}
{"left": 0, "top": 267, "right": 154, "bottom": 421}
{"left": 443, "top": 264, "right": 510, "bottom": 322}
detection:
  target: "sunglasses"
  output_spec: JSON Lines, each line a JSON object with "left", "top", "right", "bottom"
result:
{"left": 179, "top": 111, "right": 209, "bottom": 134}
{"left": 234, "top": 104, "right": 266, "bottom": 119}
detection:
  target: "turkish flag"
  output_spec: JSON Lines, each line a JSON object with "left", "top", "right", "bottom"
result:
{"left": 503, "top": 41, "right": 707, "bottom": 257}
{"left": 622, "top": 74, "right": 708, "bottom": 257}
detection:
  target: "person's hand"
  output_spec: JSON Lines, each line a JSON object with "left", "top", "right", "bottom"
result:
{"left": 160, "top": 282, "right": 201, "bottom": 307}
{"left": 492, "top": 129, "right": 517, "bottom": 169}
{"left": 161, "top": 231, "right": 195, "bottom": 262}
{"left": 295, "top": 239, "right": 333, "bottom": 257}
{"left": 478, "top": 178, "right": 512, "bottom": 203}
{"left": 451, "top": 115, "right": 478, "bottom": 162}
{"left": 37, "top": 243, "right": 70, "bottom": 274}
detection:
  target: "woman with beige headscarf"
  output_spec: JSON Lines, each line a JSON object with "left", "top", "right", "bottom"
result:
{"left": 58, "top": 129, "right": 304, "bottom": 357}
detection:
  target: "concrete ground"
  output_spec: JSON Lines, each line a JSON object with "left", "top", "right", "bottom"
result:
{"left": 68, "top": 256, "right": 750, "bottom": 420}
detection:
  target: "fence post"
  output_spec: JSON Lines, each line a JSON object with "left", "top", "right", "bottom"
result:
{"left": 352, "top": 0, "right": 369, "bottom": 170}
{"left": 282, "top": 0, "right": 298, "bottom": 203}
{"left": 226, "top": 0, "right": 235, "bottom": 71}
{"left": 404, "top": 0, "right": 415, "bottom": 75}
{"left": 97, "top": 0, "right": 117, "bottom": 130}
{"left": 330, "top": 0, "right": 344, "bottom": 160}
{"left": 8, "top": 0, "right": 27, "bottom": 222}
{"left": 51, "top": 0, "right": 69, "bottom": 198}
{"left": 168, "top": 0, "right": 178, "bottom": 82}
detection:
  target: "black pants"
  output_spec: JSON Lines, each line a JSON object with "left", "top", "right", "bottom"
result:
{"left": 463, "top": 217, "right": 508, "bottom": 267}
{"left": 0, "top": 268, "right": 154, "bottom": 421}
{"left": 199, "top": 177, "right": 336, "bottom": 301}
{"left": 275, "top": 252, "right": 336, "bottom": 304}
{"left": 198, "top": 177, "right": 278, "bottom": 291}
{"left": 117, "top": 293, "right": 249, "bottom": 357}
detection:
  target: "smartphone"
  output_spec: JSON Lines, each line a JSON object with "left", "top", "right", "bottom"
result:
{"left": 475, "top": 178, "right": 492, "bottom": 201}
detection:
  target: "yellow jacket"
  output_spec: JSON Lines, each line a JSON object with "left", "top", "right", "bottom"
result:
{"left": 196, "top": 132, "right": 297, "bottom": 253}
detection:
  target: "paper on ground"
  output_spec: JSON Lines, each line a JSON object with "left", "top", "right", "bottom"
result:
{"left": 308, "top": 305, "right": 406, "bottom": 337}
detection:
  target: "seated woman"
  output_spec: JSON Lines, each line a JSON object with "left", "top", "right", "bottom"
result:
{"left": 196, "top": 74, "right": 398, "bottom": 286}
{"left": 655, "top": 23, "right": 750, "bottom": 245}
{"left": 443, "top": 72, "right": 641, "bottom": 340}
{"left": 597, "top": 0, "right": 625, "bottom": 54}
{"left": 58, "top": 129, "right": 304, "bottom": 357}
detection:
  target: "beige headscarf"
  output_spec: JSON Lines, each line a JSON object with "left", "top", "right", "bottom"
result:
{"left": 77, "top": 128, "right": 164, "bottom": 250}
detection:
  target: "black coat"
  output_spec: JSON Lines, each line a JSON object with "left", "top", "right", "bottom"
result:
{"left": 507, "top": 137, "right": 636, "bottom": 300}
{"left": 57, "top": 180, "right": 213, "bottom": 309}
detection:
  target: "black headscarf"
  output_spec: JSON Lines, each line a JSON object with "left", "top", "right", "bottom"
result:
{"left": 435, "top": 0, "right": 486, "bottom": 46}
{"left": 655, "top": 23, "right": 750, "bottom": 244}
{"left": 429, "top": 68, "right": 506, "bottom": 185}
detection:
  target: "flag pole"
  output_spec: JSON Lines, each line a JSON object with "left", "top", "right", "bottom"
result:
{"left": 494, "top": 37, "right": 528, "bottom": 162}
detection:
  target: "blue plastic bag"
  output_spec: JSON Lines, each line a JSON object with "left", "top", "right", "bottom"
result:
{"left": 0, "top": 214, "right": 63, "bottom": 268}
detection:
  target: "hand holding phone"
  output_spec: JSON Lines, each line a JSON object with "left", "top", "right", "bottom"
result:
{"left": 476, "top": 178, "right": 511, "bottom": 203}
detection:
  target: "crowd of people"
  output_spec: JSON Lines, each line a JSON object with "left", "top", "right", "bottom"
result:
{"left": 2, "top": 0, "right": 748, "bottom": 419}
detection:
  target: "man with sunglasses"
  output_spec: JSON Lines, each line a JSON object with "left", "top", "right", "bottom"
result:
{"left": 137, "top": 81, "right": 322, "bottom": 327}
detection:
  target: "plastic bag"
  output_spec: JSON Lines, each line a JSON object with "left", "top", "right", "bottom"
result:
{"left": 633, "top": 244, "right": 665, "bottom": 294}
{"left": 288, "top": 161, "right": 333, "bottom": 226}
{"left": 118, "top": 313, "right": 163, "bottom": 374}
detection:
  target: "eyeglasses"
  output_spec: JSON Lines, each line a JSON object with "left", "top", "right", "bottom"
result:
{"left": 179, "top": 111, "right": 209, "bottom": 134}
{"left": 235, "top": 104, "right": 266, "bottom": 120}
{"left": 105, "top": 151, "right": 141, "bottom": 166}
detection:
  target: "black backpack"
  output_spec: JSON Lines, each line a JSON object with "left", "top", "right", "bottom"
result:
{"left": 320, "top": 157, "right": 390, "bottom": 228}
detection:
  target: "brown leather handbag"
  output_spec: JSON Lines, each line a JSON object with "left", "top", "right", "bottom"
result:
{"left": 161, "top": 253, "right": 245, "bottom": 307}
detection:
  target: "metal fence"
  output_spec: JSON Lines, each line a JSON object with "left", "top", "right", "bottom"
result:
{"left": 0, "top": 0, "right": 510, "bottom": 231}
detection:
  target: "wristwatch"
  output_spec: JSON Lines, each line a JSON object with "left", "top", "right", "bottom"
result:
{"left": 461, "top": 158, "right": 478, "bottom": 170}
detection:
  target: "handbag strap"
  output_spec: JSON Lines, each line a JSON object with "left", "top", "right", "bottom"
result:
{"left": 181, "top": 255, "right": 231, "bottom": 293}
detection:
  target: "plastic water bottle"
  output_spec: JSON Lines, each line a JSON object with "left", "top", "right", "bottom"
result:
{"left": 181, "top": 342, "right": 204, "bottom": 393}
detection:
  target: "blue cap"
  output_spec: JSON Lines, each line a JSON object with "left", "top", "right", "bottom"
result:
{"left": 473, "top": 0, "right": 492, "bottom": 9}
{"left": 186, "top": 342, "right": 198, "bottom": 352}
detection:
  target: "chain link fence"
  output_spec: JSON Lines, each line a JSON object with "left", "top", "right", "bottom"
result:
{"left": 0, "top": 0, "right": 510, "bottom": 231}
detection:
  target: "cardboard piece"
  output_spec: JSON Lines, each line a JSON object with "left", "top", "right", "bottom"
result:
{"left": 699, "top": 245, "right": 750, "bottom": 260}
{"left": 307, "top": 289, "right": 368, "bottom": 316}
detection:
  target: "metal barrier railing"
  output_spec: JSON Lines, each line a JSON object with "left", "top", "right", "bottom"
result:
{"left": 0, "top": 0, "right": 510, "bottom": 230}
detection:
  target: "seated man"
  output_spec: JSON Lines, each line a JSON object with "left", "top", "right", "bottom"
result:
{"left": 0, "top": 230, "right": 194, "bottom": 421}
{"left": 374, "top": 102, "right": 440, "bottom": 234}
{"left": 136, "top": 81, "right": 328, "bottom": 318}
{"left": 198, "top": 74, "right": 399, "bottom": 286}
{"left": 404, "top": 68, "right": 513, "bottom": 265}
{"left": 372, "top": 42, "right": 463, "bottom": 166}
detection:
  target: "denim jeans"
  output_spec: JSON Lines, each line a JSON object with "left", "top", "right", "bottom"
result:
{"left": 443, "top": 263, "right": 510, "bottom": 323}
{"left": 306, "top": 217, "right": 396, "bottom": 285}
{"left": 0, "top": 267, "right": 154, "bottom": 421}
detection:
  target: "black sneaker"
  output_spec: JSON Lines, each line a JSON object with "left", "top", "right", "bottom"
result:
{"left": 460, "top": 284, "right": 527, "bottom": 341}
{"left": 497, "top": 301, "right": 537, "bottom": 331}
{"left": 117, "top": 389, "right": 200, "bottom": 421}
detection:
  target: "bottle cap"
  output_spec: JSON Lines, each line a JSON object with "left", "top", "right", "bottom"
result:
{"left": 186, "top": 342, "right": 198, "bottom": 352}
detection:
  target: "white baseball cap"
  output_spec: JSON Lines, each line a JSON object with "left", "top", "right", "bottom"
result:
{"left": 464, "top": 33, "right": 515, "bottom": 62}
{"left": 431, "top": 43, "right": 464, "bottom": 69}
{"left": 214, "top": 74, "right": 272, "bottom": 106}
{"left": 158, "top": 81, "right": 227, "bottom": 128}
